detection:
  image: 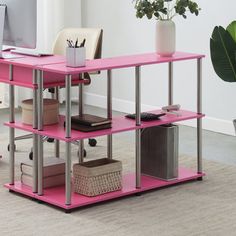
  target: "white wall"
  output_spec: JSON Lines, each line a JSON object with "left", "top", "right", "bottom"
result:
{"left": 37, "top": 0, "right": 81, "bottom": 51}
{"left": 81, "top": 0, "right": 236, "bottom": 135}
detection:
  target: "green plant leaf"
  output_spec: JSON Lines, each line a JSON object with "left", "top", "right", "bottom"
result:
{"left": 226, "top": 21, "right": 236, "bottom": 43}
{"left": 210, "top": 26, "right": 236, "bottom": 82}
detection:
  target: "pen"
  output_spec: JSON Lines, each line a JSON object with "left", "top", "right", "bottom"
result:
{"left": 67, "top": 39, "right": 73, "bottom": 48}
{"left": 75, "top": 38, "right": 78, "bottom": 48}
{"left": 70, "top": 39, "right": 74, "bottom": 48}
{"left": 80, "top": 39, "right": 86, "bottom": 47}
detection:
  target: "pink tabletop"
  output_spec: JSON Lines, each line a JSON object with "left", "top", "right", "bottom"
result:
{"left": 0, "top": 52, "right": 65, "bottom": 68}
{"left": 37, "top": 51, "right": 205, "bottom": 75}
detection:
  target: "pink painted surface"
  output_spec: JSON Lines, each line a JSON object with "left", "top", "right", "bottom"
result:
{"left": 42, "top": 78, "right": 88, "bottom": 89}
{"left": 5, "top": 110, "right": 205, "bottom": 142}
{"left": 5, "top": 182, "right": 35, "bottom": 198}
{"left": 0, "top": 63, "right": 9, "bottom": 80}
{"left": 0, "top": 53, "right": 86, "bottom": 88}
{"left": 0, "top": 78, "right": 36, "bottom": 89}
{"left": 0, "top": 51, "right": 205, "bottom": 88}
{"left": 0, "top": 53, "right": 65, "bottom": 68}
{"left": 0, "top": 57, "right": 86, "bottom": 88}
{"left": 4, "top": 168, "right": 205, "bottom": 210}
{"left": 38, "top": 52, "right": 205, "bottom": 75}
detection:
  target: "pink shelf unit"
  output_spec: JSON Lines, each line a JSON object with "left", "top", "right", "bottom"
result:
{"left": 5, "top": 168, "right": 205, "bottom": 211}
{"left": 5, "top": 110, "right": 204, "bottom": 142}
{"left": 37, "top": 52, "right": 205, "bottom": 75}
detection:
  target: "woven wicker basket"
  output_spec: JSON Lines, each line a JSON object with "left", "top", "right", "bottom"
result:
{"left": 73, "top": 158, "right": 122, "bottom": 196}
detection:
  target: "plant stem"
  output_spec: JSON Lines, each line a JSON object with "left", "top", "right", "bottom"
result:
{"left": 167, "top": 1, "right": 170, "bottom": 20}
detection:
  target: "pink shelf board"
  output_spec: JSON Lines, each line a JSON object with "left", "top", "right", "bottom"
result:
{"left": 37, "top": 52, "right": 205, "bottom": 75}
{"left": 0, "top": 78, "right": 36, "bottom": 89}
{"left": 5, "top": 182, "right": 35, "bottom": 198}
{"left": 0, "top": 53, "right": 65, "bottom": 68}
{"left": 0, "top": 65, "right": 87, "bottom": 89}
{"left": 4, "top": 168, "right": 205, "bottom": 210}
{"left": 5, "top": 110, "right": 205, "bottom": 142}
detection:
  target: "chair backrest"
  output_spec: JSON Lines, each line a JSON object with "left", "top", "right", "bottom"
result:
{"left": 53, "top": 28, "right": 103, "bottom": 60}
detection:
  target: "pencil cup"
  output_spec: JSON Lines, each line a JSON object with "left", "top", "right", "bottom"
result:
{"left": 66, "top": 47, "right": 86, "bottom": 67}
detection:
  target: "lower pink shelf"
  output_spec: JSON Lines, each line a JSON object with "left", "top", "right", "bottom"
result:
{"left": 5, "top": 167, "right": 204, "bottom": 211}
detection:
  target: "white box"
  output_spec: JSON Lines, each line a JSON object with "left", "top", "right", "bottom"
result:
{"left": 66, "top": 47, "right": 86, "bottom": 68}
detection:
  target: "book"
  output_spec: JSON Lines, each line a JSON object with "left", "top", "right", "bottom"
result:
{"left": 21, "top": 173, "right": 65, "bottom": 188}
{"left": 20, "top": 157, "right": 65, "bottom": 177}
{"left": 71, "top": 122, "right": 112, "bottom": 132}
{"left": 71, "top": 114, "right": 111, "bottom": 127}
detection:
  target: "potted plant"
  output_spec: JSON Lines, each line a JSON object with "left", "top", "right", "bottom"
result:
{"left": 133, "top": 0, "right": 201, "bottom": 56}
{"left": 210, "top": 21, "right": 236, "bottom": 134}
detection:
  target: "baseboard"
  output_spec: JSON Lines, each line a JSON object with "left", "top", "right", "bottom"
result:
{"left": 177, "top": 117, "right": 235, "bottom": 136}
{"left": 84, "top": 92, "right": 235, "bottom": 136}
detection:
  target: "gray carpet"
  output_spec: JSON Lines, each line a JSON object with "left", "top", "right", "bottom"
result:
{"left": 0, "top": 132, "right": 236, "bottom": 236}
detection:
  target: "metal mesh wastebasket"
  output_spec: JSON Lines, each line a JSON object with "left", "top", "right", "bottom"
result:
{"left": 141, "top": 124, "right": 179, "bottom": 180}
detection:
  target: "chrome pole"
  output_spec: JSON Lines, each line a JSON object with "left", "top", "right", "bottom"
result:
{"left": 168, "top": 62, "right": 173, "bottom": 105}
{"left": 79, "top": 76, "right": 84, "bottom": 115}
{"left": 66, "top": 76, "right": 72, "bottom": 138}
{"left": 9, "top": 64, "right": 15, "bottom": 185}
{"left": 54, "top": 86, "right": 60, "bottom": 157}
{"left": 37, "top": 70, "right": 44, "bottom": 196}
{"left": 65, "top": 75, "right": 72, "bottom": 205}
{"left": 107, "top": 70, "right": 113, "bottom": 159}
{"left": 135, "top": 66, "right": 141, "bottom": 189}
{"left": 65, "top": 142, "right": 71, "bottom": 205}
{"left": 79, "top": 80, "right": 84, "bottom": 163}
{"left": 32, "top": 69, "right": 38, "bottom": 193}
{"left": 197, "top": 58, "right": 203, "bottom": 174}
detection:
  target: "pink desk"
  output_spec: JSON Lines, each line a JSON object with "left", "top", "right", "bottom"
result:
{"left": 3, "top": 51, "right": 205, "bottom": 212}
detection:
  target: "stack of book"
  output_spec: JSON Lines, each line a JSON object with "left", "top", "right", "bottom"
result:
{"left": 71, "top": 114, "right": 112, "bottom": 132}
{"left": 20, "top": 157, "right": 65, "bottom": 188}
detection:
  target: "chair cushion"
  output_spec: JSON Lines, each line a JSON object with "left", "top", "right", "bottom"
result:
{"left": 53, "top": 28, "right": 102, "bottom": 60}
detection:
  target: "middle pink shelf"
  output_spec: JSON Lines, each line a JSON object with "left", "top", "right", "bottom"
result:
{"left": 5, "top": 109, "right": 204, "bottom": 142}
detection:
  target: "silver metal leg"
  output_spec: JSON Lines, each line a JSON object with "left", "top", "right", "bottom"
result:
{"left": 65, "top": 142, "right": 71, "bottom": 205}
{"left": 78, "top": 82, "right": 84, "bottom": 163}
{"left": 65, "top": 75, "right": 72, "bottom": 205}
{"left": 14, "top": 134, "right": 33, "bottom": 141}
{"left": 66, "top": 76, "right": 71, "bottom": 138}
{"left": 135, "top": 66, "right": 141, "bottom": 189}
{"left": 107, "top": 70, "right": 112, "bottom": 159}
{"left": 54, "top": 86, "right": 60, "bottom": 157}
{"left": 33, "top": 134, "right": 38, "bottom": 192}
{"left": 37, "top": 70, "right": 44, "bottom": 196}
{"left": 168, "top": 62, "right": 173, "bottom": 105}
{"left": 37, "top": 135, "right": 43, "bottom": 195}
{"left": 55, "top": 139, "right": 60, "bottom": 157}
{"left": 9, "top": 127, "right": 15, "bottom": 185}
{"left": 32, "top": 69, "right": 38, "bottom": 193}
{"left": 197, "top": 58, "right": 203, "bottom": 174}
{"left": 9, "top": 64, "right": 15, "bottom": 185}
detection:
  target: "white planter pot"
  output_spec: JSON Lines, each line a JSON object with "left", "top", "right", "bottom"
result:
{"left": 156, "top": 20, "right": 176, "bottom": 57}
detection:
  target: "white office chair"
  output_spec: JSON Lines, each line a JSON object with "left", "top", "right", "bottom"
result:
{"left": 49, "top": 28, "right": 103, "bottom": 157}
{"left": 53, "top": 28, "right": 102, "bottom": 60}
{"left": 11, "top": 28, "right": 103, "bottom": 159}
